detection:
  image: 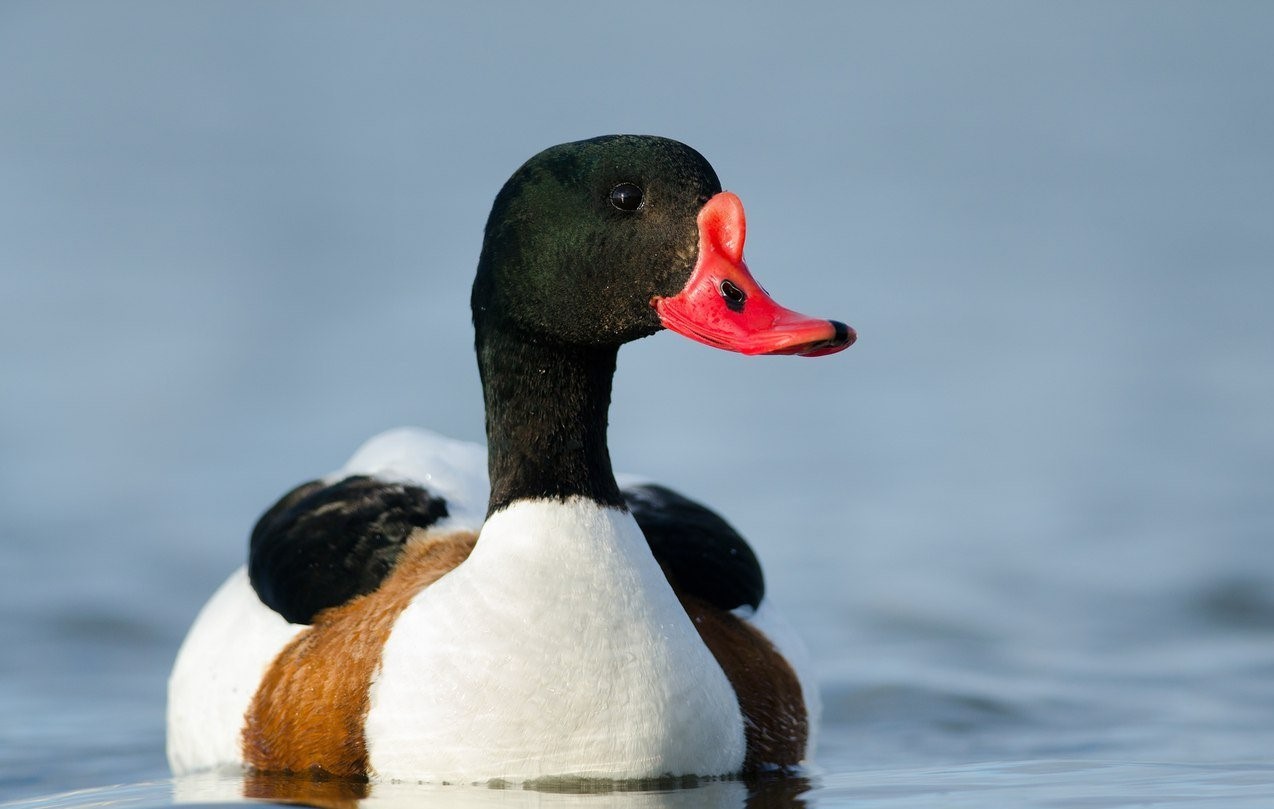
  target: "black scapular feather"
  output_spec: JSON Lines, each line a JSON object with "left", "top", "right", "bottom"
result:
{"left": 248, "top": 476, "right": 448, "bottom": 624}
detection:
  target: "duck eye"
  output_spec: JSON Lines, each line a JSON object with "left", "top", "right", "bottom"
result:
{"left": 610, "top": 183, "right": 644, "bottom": 212}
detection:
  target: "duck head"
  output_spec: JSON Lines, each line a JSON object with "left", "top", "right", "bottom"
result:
{"left": 472, "top": 134, "right": 855, "bottom": 356}
{"left": 472, "top": 135, "right": 854, "bottom": 513}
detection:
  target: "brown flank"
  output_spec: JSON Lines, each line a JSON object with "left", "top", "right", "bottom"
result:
{"left": 242, "top": 530, "right": 477, "bottom": 779}
{"left": 678, "top": 593, "right": 809, "bottom": 771}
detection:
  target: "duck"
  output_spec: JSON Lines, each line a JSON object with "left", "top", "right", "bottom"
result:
{"left": 166, "top": 134, "right": 854, "bottom": 784}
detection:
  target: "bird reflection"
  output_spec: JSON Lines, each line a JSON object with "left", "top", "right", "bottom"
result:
{"left": 230, "top": 769, "right": 810, "bottom": 809}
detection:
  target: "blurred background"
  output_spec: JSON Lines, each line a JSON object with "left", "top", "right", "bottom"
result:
{"left": 2, "top": 2, "right": 1272, "bottom": 804}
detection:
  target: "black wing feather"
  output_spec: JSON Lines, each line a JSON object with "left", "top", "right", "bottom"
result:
{"left": 247, "top": 475, "right": 449, "bottom": 624}
{"left": 623, "top": 483, "right": 765, "bottom": 611}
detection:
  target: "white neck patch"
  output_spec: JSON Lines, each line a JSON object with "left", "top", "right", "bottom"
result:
{"left": 365, "top": 498, "right": 745, "bottom": 782}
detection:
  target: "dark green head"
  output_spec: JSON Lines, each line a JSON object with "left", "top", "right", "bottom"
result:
{"left": 469, "top": 135, "right": 854, "bottom": 513}
{"left": 472, "top": 135, "right": 722, "bottom": 348}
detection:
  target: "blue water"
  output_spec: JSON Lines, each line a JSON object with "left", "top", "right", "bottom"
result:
{"left": 3, "top": 3, "right": 1273, "bottom": 807}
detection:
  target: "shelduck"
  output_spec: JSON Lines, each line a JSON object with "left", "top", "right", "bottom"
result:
{"left": 167, "top": 135, "right": 854, "bottom": 784}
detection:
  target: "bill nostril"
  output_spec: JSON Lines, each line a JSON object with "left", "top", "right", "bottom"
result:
{"left": 718, "top": 279, "right": 747, "bottom": 312}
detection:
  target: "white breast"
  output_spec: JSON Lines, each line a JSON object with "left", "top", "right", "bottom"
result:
{"left": 364, "top": 498, "right": 747, "bottom": 782}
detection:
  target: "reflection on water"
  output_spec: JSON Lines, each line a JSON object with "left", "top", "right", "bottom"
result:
{"left": 241, "top": 771, "right": 368, "bottom": 809}
{"left": 174, "top": 769, "right": 810, "bottom": 809}
{"left": 11, "top": 764, "right": 1274, "bottom": 809}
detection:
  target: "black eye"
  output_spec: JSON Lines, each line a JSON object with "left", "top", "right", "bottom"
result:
{"left": 610, "top": 183, "right": 644, "bottom": 212}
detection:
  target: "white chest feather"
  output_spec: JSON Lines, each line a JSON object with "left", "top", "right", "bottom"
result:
{"left": 365, "top": 499, "right": 746, "bottom": 782}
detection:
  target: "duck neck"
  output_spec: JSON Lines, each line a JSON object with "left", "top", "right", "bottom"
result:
{"left": 477, "top": 328, "right": 625, "bottom": 516}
